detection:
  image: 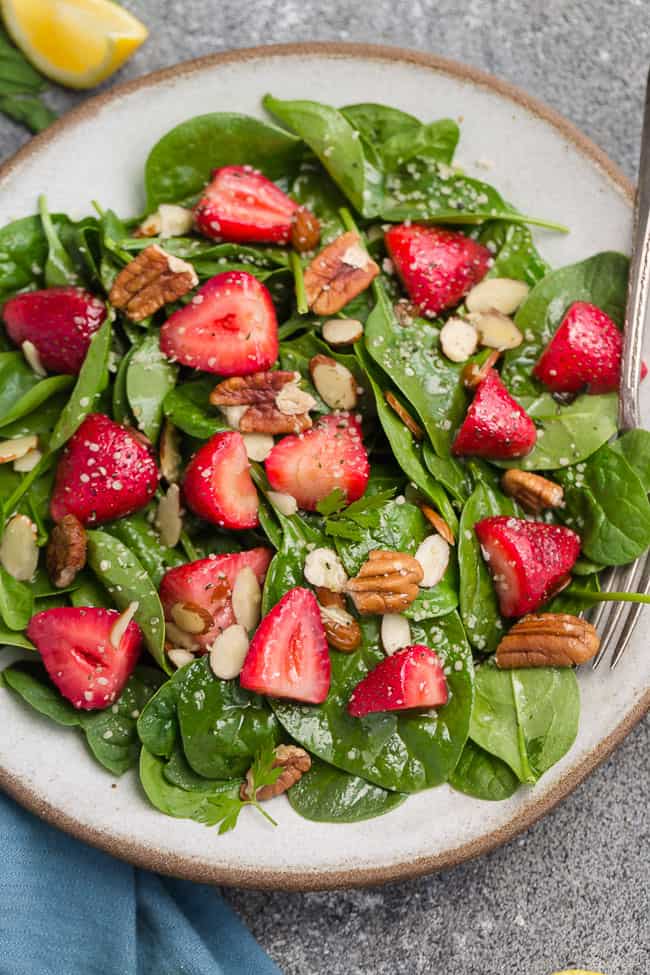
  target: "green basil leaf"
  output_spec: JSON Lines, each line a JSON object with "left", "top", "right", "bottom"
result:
{"left": 288, "top": 757, "right": 407, "bottom": 823}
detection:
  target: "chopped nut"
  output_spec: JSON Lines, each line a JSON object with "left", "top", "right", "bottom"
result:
{"left": 168, "top": 648, "right": 195, "bottom": 669}
{"left": 1, "top": 514, "right": 38, "bottom": 582}
{"left": 242, "top": 433, "right": 274, "bottom": 462}
{"left": 21, "top": 340, "right": 46, "bottom": 376}
{"left": 231, "top": 566, "right": 262, "bottom": 632}
{"left": 496, "top": 613, "right": 600, "bottom": 668}
{"left": 170, "top": 600, "right": 213, "bottom": 635}
{"left": 267, "top": 490, "right": 298, "bottom": 516}
{"left": 209, "top": 371, "right": 299, "bottom": 407}
{"left": 165, "top": 621, "right": 200, "bottom": 650}
{"left": 461, "top": 349, "right": 501, "bottom": 390}
{"left": 209, "top": 624, "right": 250, "bottom": 680}
{"left": 314, "top": 586, "right": 346, "bottom": 609}
{"left": 501, "top": 469, "right": 564, "bottom": 514}
{"left": 211, "top": 371, "right": 313, "bottom": 434}
{"left": 275, "top": 383, "right": 317, "bottom": 416}
{"left": 381, "top": 613, "right": 411, "bottom": 655}
{"left": 0, "top": 434, "right": 38, "bottom": 464}
{"left": 465, "top": 277, "right": 529, "bottom": 315}
{"left": 46, "top": 513, "right": 87, "bottom": 588}
{"left": 304, "top": 231, "right": 380, "bottom": 315}
{"left": 221, "top": 405, "right": 249, "bottom": 430}
{"left": 290, "top": 206, "right": 321, "bottom": 252}
{"left": 467, "top": 310, "right": 523, "bottom": 351}
{"left": 420, "top": 505, "right": 455, "bottom": 545}
{"left": 309, "top": 354, "right": 357, "bottom": 410}
{"left": 109, "top": 244, "right": 198, "bottom": 322}
{"left": 13, "top": 448, "right": 43, "bottom": 473}
{"left": 240, "top": 744, "right": 312, "bottom": 801}
{"left": 239, "top": 404, "right": 312, "bottom": 435}
{"left": 321, "top": 318, "right": 364, "bottom": 347}
{"left": 109, "top": 601, "right": 139, "bottom": 649}
{"left": 414, "top": 535, "right": 450, "bottom": 588}
{"left": 136, "top": 204, "right": 194, "bottom": 238}
{"left": 346, "top": 550, "right": 423, "bottom": 614}
{"left": 319, "top": 602, "right": 362, "bottom": 652}
{"left": 159, "top": 420, "right": 182, "bottom": 483}
{"left": 439, "top": 317, "right": 479, "bottom": 363}
{"left": 156, "top": 484, "right": 183, "bottom": 548}
{"left": 384, "top": 391, "right": 424, "bottom": 440}
{"left": 304, "top": 547, "right": 348, "bottom": 592}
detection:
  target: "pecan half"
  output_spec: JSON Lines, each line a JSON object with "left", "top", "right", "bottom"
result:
{"left": 291, "top": 206, "right": 321, "bottom": 252}
{"left": 346, "top": 550, "right": 424, "bottom": 614}
{"left": 47, "top": 514, "right": 87, "bottom": 588}
{"left": 239, "top": 404, "right": 312, "bottom": 435}
{"left": 420, "top": 505, "right": 455, "bottom": 545}
{"left": 501, "top": 469, "right": 564, "bottom": 514}
{"left": 315, "top": 590, "right": 362, "bottom": 653}
{"left": 109, "top": 245, "right": 198, "bottom": 321}
{"left": 304, "top": 231, "right": 380, "bottom": 315}
{"left": 240, "top": 744, "right": 312, "bottom": 801}
{"left": 496, "top": 613, "right": 600, "bottom": 668}
{"left": 461, "top": 349, "right": 501, "bottom": 390}
{"left": 209, "top": 371, "right": 299, "bottom": 407}
{"left": 384, "top": 391, "right": 424, "bottom": 440}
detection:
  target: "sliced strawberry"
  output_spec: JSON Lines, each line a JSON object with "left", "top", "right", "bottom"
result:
{"left": 265, "top": 413, "right": 369, "bottom": 511}
{"left": 3, "top": 286, "right": 106, "bottom": 375}
{"left": 159, "top": 548, "right": 272, "bottom": 649}
{"left": 533, "top": 301, "right": 622, "bottom": 395}
{"left": 385, "top": 224, "right": 491, "bottom": 317}
{"left": 348, "top": 645, "right": 448, "bottom": 718}
{"left": 26, "top": 606, "right": 142, "bottom": 710}
{"left": 160, "top": 270, "right": 278, "bottom": 376}
{"left": 240, "top": 587, "right": 330, "bottom": 703}
{"left": 452, "top": 369, "right": 536, "bottom": 459}
{"left": 182, "top": 430, "right": 259, "bottom": 529}
{"left": 50, "top": 413, "right": 158, "bottom": 526}
{"left": 194, "top": 165, "right": 298, "bottom": 244}
{"left": 475, "top": 516, "right": 581, "bottom": 617}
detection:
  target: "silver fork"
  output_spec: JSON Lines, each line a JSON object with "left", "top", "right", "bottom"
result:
{"left": 591, "top": 69, "right": 650, "bottom": 670}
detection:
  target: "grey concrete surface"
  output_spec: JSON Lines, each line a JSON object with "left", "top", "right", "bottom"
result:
{"left": 0, "top": 2, "right": 648, "bottom": 973}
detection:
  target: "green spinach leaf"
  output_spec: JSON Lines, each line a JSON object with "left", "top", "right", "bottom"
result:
{"left": 0, "top": 565, "right": 34, "bottom": 631}
{"left": 49, "top": 316, "right": 112, "bottom": 451}
{"left": 126, "top": 334, "right": 178, "bottom": 441}
{"left": 449, "top": 739, "right": 520, "bottom": 801}
{"left": 139, "top": 748, "right": 238, "bottom": 820}
{"left": 288, "top": 757, "right": 407, "bottom": 823}
{"left": 163, "top": 378, "right": 228, "bottom": 439}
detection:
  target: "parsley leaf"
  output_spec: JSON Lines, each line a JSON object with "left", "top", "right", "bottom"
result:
{"left": 323, "top": 488, "right": 397, "bottom": 541}
{"left": 316, "top": 488, "right": 347, "bottom": 516}
{"left": 201, "top": 742, "right": 286, "bottom": 834}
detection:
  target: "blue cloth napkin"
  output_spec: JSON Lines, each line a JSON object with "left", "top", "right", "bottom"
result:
{"left": 0, "top": 789, "right": 281, "bottom": 975}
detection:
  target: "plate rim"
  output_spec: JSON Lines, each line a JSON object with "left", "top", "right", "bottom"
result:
{"left": 0, "top": 41, "right": 646, "bottom": 891}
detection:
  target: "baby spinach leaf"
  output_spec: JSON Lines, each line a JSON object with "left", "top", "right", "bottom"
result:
{"left": 0, "top": 28, "right": 48, "bottom": 93}
{"left": 610, "top": 429, "right": 650, "bottom": 492}
{"left": 273, "top": 612, "right": 474, "bottom": 793}
{"left": 342, "top": 104, "right": 459, "bottom": 170}
{"left": 476, "top": 221, "right": 549, "bottom": 286}
{"left": 0, "top": 391, "right": 69, "bottom": 442}
{"left": 470, "top": 662, "right": 579, "bottom": 784}
{"left": 262, "top": 513, "right": 327, "bottom": 614}
{"left": 546, "top": 573, "right": 600, "bottom": 615}
{"left": 139, "top": 748, "right": 238, "bottom": 821}
{"left": 290, "top": 154, "right": 347, "bottom": 242}
{"left": 38, "top": 195, "right": 79, "bottom": 287}
{"left": 279, "top": 331, "right": 363, "bottom": 412}
{"left": 449, "top": 739, "right": 520, "bottom": 801}
{"left": 0, "top": 374, "right": 74, "bottom": 430}
{"left": 137, "top": 670, "right": 186, "bottom": 758}
{"left": 112, "top": 344, "right": 134, "bottom": 425}
{"left": 0, "top": 214, "right": 49, "bottom": 301}
{"left": 288, "top": 757, "right": 407, "bottom": 823}
{"left": 0, "top": 351, "right": 41, "bottom": 423}
{"left": 70, "top": 572, "right": 113, "bottom": 609}
{"left": 162, "top": 745, "right": 231, "bottom": 793}
{"left": 330, "top": 497, "right": 428, "bottom": 575}
{"left": 163, "top": 378, "right": 228, "bottom": 439}
{"left": 2, "top": 659, "right": 80, "bottom": 726}
{"left": 0, "top": 566, "right": 34, "bottom": 631}
{"left": 49, "top": 316, "right": 112, "bottom": 450}
{"left": 404, "top": 553, "right": 459, "bottom": 621}
{"left": 106, "top": 509, "right": 185, "bottom": 588}
{"left": 0, "top": 629, "right": 35, "bottom": 650}
{"left": 145, "top": 113, "right": 303, "bottom": 208}
{"left": 86, "top": 530, "right": 168, "bottom": 672}
{"left": 126, "top": 334, "right": 178, "bottom": 441}
{"left": 422, "top": 442, "right": 469, "bottom": 505}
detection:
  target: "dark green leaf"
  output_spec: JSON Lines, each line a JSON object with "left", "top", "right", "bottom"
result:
{"left": 126, "top": 335, "right": 178, "bottom": 441}
{"left": 450, "top": 739, "right": 520, "bottom": 800}
{"left": 38, "top": 195, "right": 79, "bottom": 287}
{"left": 49, "top": 316, "right": 111, "bottom": 450}
{"left": 163, "top": 378, "right": 228, "bottom": 439}
{"left": 0, "top": 94, "right": 56, "bottom": 133}
{"left": 106, "top": 509, "right": 185, "bottom": 588}
{"left": 2, "top": 660, "right": 80, "bottom": 726}
{"left": 0, "top": 565, "right": 34, "bottom": 631}
{"left": 139, "top": 747, "right": 238, "bottom": 820}
{"left": 0, "top": 374, "right": 74, "bottom": 430}
{"left": 288, "top": 757, "right": 406, "bottom": 823}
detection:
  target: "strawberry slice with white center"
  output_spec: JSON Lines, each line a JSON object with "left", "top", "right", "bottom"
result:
{"left": 239, "top": 586, "right": 331, "bottom": 704}
{"left": 194, "top": 165, "right": 298, "bottom": 244}
{"left": 452, "top": 369, "right": 537, "bottom": 460}
{"left": 475, "top": 516, "right": 581, "bottom": 617}
{"left": 348, "top": 645, "right": 448, "bottom": 718}
{"left": 27, "top": 607, "right": 142, "bottom": 710}
{"left": 533, "top": 301, "right": 622, "bottom": 395}
{"left": 182, "top": 430, "right": 259, "bottom": 529}
{"left": 159, "top": 270, "right": 278, "bottom": 376}
{"left": 159, "top": 548, "right": 272, "bottom": 649}
{"left": 264, "top": 413, "right": 370, "bottom": 511}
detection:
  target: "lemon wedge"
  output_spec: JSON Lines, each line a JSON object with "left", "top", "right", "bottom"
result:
{"left": 1, "top": 0, "right": 148, "bottom": 89}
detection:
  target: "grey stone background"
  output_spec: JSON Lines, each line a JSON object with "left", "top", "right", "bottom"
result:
{"left": 1, "top": 2, "right": 648, "bottom": 973}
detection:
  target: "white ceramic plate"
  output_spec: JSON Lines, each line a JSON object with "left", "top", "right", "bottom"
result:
{"left": 0, "top": 43, "right": 647, "bottom": 890}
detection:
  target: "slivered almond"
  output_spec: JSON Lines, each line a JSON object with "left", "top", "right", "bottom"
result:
{"left": 321, "top": 318, "right": 364, "bottom": 347}
{"left": 414, "top": 535, "right": 450, "bottom": 588}
{"left": 461, "top": 349, "right": 502, "bottom": 390}
{"left": 0, "top": 514, "right": 38, "bottom": 581}
{"left": 21, "top": 340, "right": 46, "bottom": 376}
{"left": 14, "top": 448, "right": 43, "bottom": 473}
{"left": 465, "top": 277, "right": 529, "bottom": 315}
{"left": 275, "top": 383, "right": 316, "bottom": 416}
{"left": 267, "top": 490, "right": 298, "bottom": 516}
{"left": 309, "top": 354, "right": 357, "bottom": 410}
{"left": 421, "top": 505, "right": 455, "bottom": 545}
{"left": 467, "top": 310, "right": 523, "bottom": 350}
{"left": 167, "top": 648, "right": 195, "bottom": 669}
{"left": 137, "top": 204, "right": 194, "bottom": 238}
{"left": 156, "top": 484, "right": 182, "bottom": 548}
{"left": 159, "top": 420, "right": 181, "bottom": 483}
{"left": 170, "top": 600, "right": 213, "bottom": 635}
{"left": 0, "top": 435, "right": 38, "bottom": 464}
{"left": 209, "top": 624, "right": 250, "bottom": 680}
{"left": 231, "top": 566, "right": 262, "bottom": 632}
{"left": 165, "top": 621, "right": 199, "bottom": 650}
{"left": 439, "top": 317, "right": 478, "bottom": 362}
{"left": 109, "top": 601, "right": 139, "bottom": 649}
{"left": 381, "top": 613, "right": 412, "bottom": 656}
{"left": 242, "top": 433, "right": 274, "bottom": 462}
{"left": 384, "top": 392, "right": 423, "bottom": 440}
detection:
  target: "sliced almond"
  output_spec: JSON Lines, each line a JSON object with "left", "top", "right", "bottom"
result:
{"left": 159, "top": 420, "right": 181, "bottom": 483}
{"left": 439, "top": 317, "right": 479, "bottom": 363}
{"left": 0, "top": 434, "right": 38, "bottom": 464}
{"left": 465, "top": 277, "right": 530, "bottom": 315}
{"left": 242, "top": 433, "right": 274, "bottom": 462}
{"left": 304, "top": 547, "right": 349, "bottom": 592}
{"left": 267, "top": 490, "right": 298, "bottom": 516}
{"left": 109, "top": 600, "right": 139, "bottom": 649}
{"left": 158, "top": 204, "right": 194, "bottom": 237}
{"left": 275, "top": 383, "right": 317, "bottom": 416}
{"left": 165, "top": 621, "right": 199, "bottom": 650}
{"left": 168, "top": 648, "right": 196, "bottom": 669}
{"left": 209, "top": 624, "right": 250, "bottom": 680}
{"left": 381, "top": 613, "right": 412, "bottom": 656}
{"left": 467, "top": 310, "right": 523, "bottom": 351}
{"left": 221, "top": 405, "right": 249, "bottom": 430}
{"left": 414, "top": 535, "right": 450, "bottom": 588}
{"left": 384, "top": 392, "right": 424, "bottom": 440}
{"left": 461, "top": 349, "right": 502, "bottom": 390}
{"left": 13, "top": 447, "right": 43, "bottom": 473}
{"left": 322, "top": 318, "right": 364, "bottom": 347}
{"left": 231, "top": 566, "right": 262, "bottom": 632}
{"left": 309, "top": 354, "right": 357, "bottom": 410}
{"left": 0, "top": 514, "right": 38, "bottom": 581}
{"left": 170, "top": 600, "right": 213, "bottom": 635}
{"left": 21, "top": 340, "right": 46, "bottom": 377}
{"left": 156, "top": 484, "right": 182, "bottom": 548}
{"left": 421, "top": 505, "right": 455, "bottom": 545}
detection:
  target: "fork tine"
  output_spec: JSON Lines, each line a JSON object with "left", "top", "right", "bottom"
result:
{"left": 610, "top": 553, "right": 650, "bottom": 669}
{"left": 590, "top": 567, "right": 622, "bottom": 669}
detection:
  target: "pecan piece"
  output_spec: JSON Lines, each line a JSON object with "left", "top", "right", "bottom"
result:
{"left": 346, "top": 550, "right": 424, "bottom": 614}
{"left": 290, "top": 206, "right": 321, "bottom": 252}
{"left": 315, "top": 590, "right": 362, "bottom": 653}
{"left": 240, "top": 744, "right": 312, "bottom": 801}
{"left": 209, "top": 371, "right": 299, "bottom": 407}
{"left": 47, "top": 514, "right": 87, "bottom": 588}
{"left": 239, "top": 404, "right": 312, "bottom": 435}
{"left": 109, "top": 245, "right": 198, "bottom": 322}
{"left": 496, "top": 613, "right": 600, "bottom": 668}
{"left": 461, "top": 349, "right": 501, "bottom": 390}
{"left": 384, "top": 391, "right": 424, "bottom": 440}
{"left": 420, "top": 505, "right": 455, "bottom": 545}
{"left": 501, "top": 469, "right": 564, "bottom": 514}
{"left": 304, "top": 231, "right": 380, "bottom": 315}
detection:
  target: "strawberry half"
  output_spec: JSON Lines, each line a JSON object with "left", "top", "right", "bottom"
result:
{"left": 50, "top": 413, "right": 158, "bottom": 526}
{"left": 183, "top": 430, "right": 259, "bottom": 529}
{"left": 240, "top": 587, "right": 330, "bottom": 703}
{"left": 194, "top": 165, "right": 298, "bottom": 244}
{"left": 3, "top": 286, "right": 106, "bottom": 374}
{"left": 348, "top": 645, "right": 448, "bottom": 718}
{"left": 385, "top": 224, "right": 491, "bottom": 317}
{"left": 159, "top": 548, "right": 272, "bottom": 649}
{"left": 452, "top": 369, "right": 536, "bottom": 459}
{"left": 533, "top": 301, "right": 622, "bottom": 395}
{"left": 475, "top": 516, "right": 581, "bottom": 617}
{"left": 265, "top": 413, "right": 369, "bottom": 511}
{"left": 27, "top": 606, "right": 142, "bottom": 710}
{"left": 160, "top": 270, "right": 278, "bottom": 376}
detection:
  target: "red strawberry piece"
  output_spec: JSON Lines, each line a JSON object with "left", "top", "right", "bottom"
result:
{"left": 265, "top": 413, "right": 369, "bottom": 511}
{"left": 240, "top": 587, "right": 330, "bottom": 703}
{"left": 385, "top": 223, "right": 491, "bottom": 317}
{"left": 3, "top": 286, "right": 106, "bottom": 375}
{"left": 533, "top": 301, "right": 622, "bottom": 395}
{"left": 27, "top": 606, "right": 142, "bottom": 710}
{"left": 194, "top": 165, "right": 298, "bottom": 244}
{"left": 160, "top": 270, "right": 278, "bottom": 376}
{"left": 183, "top": 430, "right": 259, "bottom": 529}
{"left": 475, "top": 515, "right": 581, "bottom": 617}
{"left": 452, "top": 369, "right": 536, "bottom": 459}
{"left": 348, "top": 645, "right": 448, "bottom": 718}
{"left": 50, "top": 413, "right": 158, "bottom": 526}
{"left": 159, "top": 548, "right": 272, "bottom": 649}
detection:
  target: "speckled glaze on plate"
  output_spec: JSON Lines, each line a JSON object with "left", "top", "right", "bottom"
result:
{"left": 0, "top": 43, "right": 647, "bottom": 891}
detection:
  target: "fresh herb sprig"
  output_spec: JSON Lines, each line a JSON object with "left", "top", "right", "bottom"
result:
{"left": 199, "top": 744, "right": 285, "bottom": 834}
